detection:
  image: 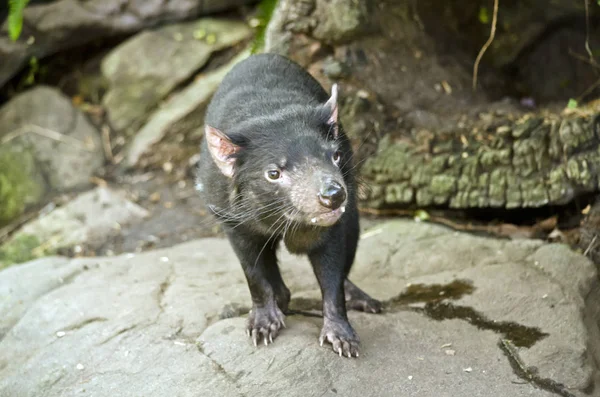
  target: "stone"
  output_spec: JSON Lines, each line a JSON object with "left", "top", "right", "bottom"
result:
{"left": 125, "top": 48, "right": 251, "bottom": 168}
{"left": 264, "top": 0, "right": 372, "bottom": 52}
{"left": 0, "top": 86, "right": 104, "bottom": 225}
{"left": 0, "top": 219, "right": 598, "bottom": 396}
{"left": 0, "top": 187, "right": 149, "bottom": 268}
{"left": 0, "top": 0, "right": 257, "bottom": 89}
{"left": 311, "top": 0, "right": 373, "bottom": 43}
{"left": 0, "top": 144, "right": 46, "bottom": 226}
{"left": 101, "top": 18, "right": 252, "bottom": 135}
{"left": 321, "top": 57, "right": 348, "bottom": 79}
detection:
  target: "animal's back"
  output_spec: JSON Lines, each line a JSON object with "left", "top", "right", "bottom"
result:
{"left": 204, "top": 53, "right": 329, "bottom": 133}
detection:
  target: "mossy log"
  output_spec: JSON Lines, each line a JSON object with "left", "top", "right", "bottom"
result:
{"left": 359, "top": 111, "right": 600, "bottom": 210}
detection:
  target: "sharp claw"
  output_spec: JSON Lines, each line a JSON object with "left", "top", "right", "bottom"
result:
{"left": 253, "top": 338, "right": 258, "bottom": 347}
{"left": 269, "top": 334, "right": 273, "bottom": 344}
{"left": 347, "top": 351, "right": 351, "bottom": 358}
{"left": 338, "top": 347, "right": 342, "bottom": 357}
{"left": 319, "top": 338, "right": 324, "bottom": 347}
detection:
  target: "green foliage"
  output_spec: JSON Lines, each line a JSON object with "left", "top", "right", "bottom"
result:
{"left": 478, "top": 6, "right": 489, "bottom": 24}
{"left": 24, "top": 56, "right": 39, "bottom": 85}
{"left": 567, "top": 98, "right": 578, "bottom": 109}
{"left": 414, "top": 209, "right": 430, "bottom": 222}
{"left": 0, "top": 148, "right": 44, "bottom": 227}
{"left": 0, "top": 234, "right": 41, "bottom": 270}
{"left": 249, "top": 0, "right": 278, "bottom": 54}
{"left": 8, "top": 0, "right": 30, "bottom": 41}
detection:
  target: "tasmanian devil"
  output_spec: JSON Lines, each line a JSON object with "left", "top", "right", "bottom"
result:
{"left": 196, "top": 53, "right": 382, "bottom": 358}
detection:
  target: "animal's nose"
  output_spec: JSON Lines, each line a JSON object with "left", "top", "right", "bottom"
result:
{"left": 318, "top": 180, "right": 346, "bottom": 210}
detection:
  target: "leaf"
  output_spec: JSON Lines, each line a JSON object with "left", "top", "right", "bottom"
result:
{"left": 24, "top": 56, "right": 38, "bottom": 86}
{"left": 249, "top": 0, "right": 278, "bottom": 54}
{"left": 478, "top": 6, "right": 489, "bottom": 24}
{"left": 414, "top": 209, "right": 430, "bottom": 222}
{"left": 8, "top": 0, "right": 30, "bottom": 41}
{"left": 567, "top": 98, "right": 578, "bottom": 109}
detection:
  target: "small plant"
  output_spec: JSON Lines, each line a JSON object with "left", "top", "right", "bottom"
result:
{"left": 249, "top": 0, "right": 278, "bottom": 54}
{"left": 7, "top": 0, "right": 30, "bottom": 41}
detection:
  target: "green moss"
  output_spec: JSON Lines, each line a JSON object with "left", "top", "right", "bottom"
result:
{"left": 0, "top": 233, "right": 41, "bottom": 270}
{"left": 360, "top": 111, "right": 600, "bottom": 210}
{"left": 249, "top": 0, "right": 279, "bottom": 54}
{"left": 0, "top": 147, "right": 45, "bottom": 227}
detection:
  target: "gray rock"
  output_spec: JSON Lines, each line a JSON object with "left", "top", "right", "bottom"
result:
{"left": 264, "top": 0, "right": 373, "bottom": 54}
{"left": 0, "top": 187, "right": 149, "bottom": 268}
{"left": 101, "top": 18, "right": 252, "bottom": 135}
{"left": 321, "top": 56, "right": 349, "bottom": 79}
{"left": 311, "top": 0, "right": 373, "bottom": 43}
{"left": 0, "top": 220, "right": 598, "bottom": 396}
{"left": 0, "top": 86, "right": 104, "bottom": 224}
{"left": 125, "top": 47, "right": 251, "bottom": 168}
{"left": 0, "top": 0, "right": 257, "bottom": 89}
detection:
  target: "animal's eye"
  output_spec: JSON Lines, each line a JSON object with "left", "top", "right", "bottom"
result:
{"left": 332, "top": 150, "right": 342, "bottom": 166}
{"left": 265, "top": 169, "right": 281, "bottom": 181}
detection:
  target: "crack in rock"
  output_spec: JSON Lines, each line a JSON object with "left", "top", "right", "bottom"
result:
{"left": 0, "top": 264, "right": 87, "bottom": 343}
{"left": 98, "top": 324, "right": 140, "bottom": 346}
{"left": 499, "top": 339, "right": 579, "bottom": 397}
{"left": 62, "top": 317, "right": 108, "bottom": 332}
{"left": 156, "top": 262, "right": 175, "bottom": 318}
{"left": 196, "top": 342, "right": 247, "bottom": 397}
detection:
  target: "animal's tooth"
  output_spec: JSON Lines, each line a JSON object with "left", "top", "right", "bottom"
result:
{"left": 341, "top": 206, "right": 346, "bottom": 213}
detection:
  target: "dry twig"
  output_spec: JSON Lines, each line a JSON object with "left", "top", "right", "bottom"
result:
{"left": 584, "top": 235, "right": 598, "bottom": 257}
{"left": 101, "top": 125, "right": 114, "bottom": 163}
{"left": 584, "top": 0, "right": 597, "bottom": 67}
{"left": 1, "top": 124, "right": 94, "bottom": 151}
{"left": 472, "top": 0, "right": 500, "bottom": 91}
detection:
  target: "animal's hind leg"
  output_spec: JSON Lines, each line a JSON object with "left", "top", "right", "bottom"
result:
{"left": 342, "top": 207, "right": 382, "bottom": 314}
{"left": 344, "top": 279, "right": 382, "bottom": 313}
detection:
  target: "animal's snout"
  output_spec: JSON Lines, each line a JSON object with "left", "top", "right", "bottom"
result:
{"left": 318, "top": 180, "right": 346, "bottom": 210}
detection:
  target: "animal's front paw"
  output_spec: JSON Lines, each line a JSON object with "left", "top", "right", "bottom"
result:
{"left": 246, "top": 303, "right": 286, "bottom": 347}
{"left": 319, "top": 317, "right": 360, "bottom": 358}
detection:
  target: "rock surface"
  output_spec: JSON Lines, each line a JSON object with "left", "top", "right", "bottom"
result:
{"left": 101, "top": 18, "right": 252, "bottom": 135}
{"left": 0, "top": 0, "right": 257, "bottom": 88}
{"left": 0, "top": 86, "right": 104, "bottom": 225}
{"left": 0, "top": 187, "right": 149, "bottom": 268}
{"left": 1, "top": 220, "right": 598, "bottom": 396}
{"left": 125, "top": 47, "right": 251, "bottom": 168}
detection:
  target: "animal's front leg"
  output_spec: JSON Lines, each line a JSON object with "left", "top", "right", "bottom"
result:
{"left": 225, "top": 228, "right": 287, "bottom": 347}
{"left": 308, "top": 236, "right": 360, "bottom": 358}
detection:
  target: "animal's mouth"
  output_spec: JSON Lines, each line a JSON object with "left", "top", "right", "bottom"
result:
{"left": 284, "top": 207, "right": 344, "bottom": 227}
{"left": 307, "top": 206, "right": 345, "bottom": 227}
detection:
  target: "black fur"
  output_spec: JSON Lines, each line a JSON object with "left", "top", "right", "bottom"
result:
{"left": 196, "top": 53, "right": 381, "bottom": 358}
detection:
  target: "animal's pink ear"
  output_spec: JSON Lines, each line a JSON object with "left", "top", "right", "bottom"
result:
{"left": 324, "top": 83, "right": 339, "bottom": 137}
{"left": 205, "top": 125, "right": 241, "bottom": 178}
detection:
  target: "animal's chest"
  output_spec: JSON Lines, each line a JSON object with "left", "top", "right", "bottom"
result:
{"left": 283, "top": 227, "right": 324, "bottom": 254}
